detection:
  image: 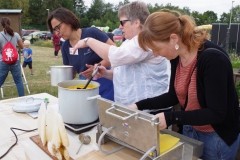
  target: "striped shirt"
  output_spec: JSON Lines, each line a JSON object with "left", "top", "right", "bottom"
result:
{"left": 175, "top": 57, "right": 214, "bottom": 132}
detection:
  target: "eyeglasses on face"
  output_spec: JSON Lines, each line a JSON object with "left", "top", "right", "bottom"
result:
{"left": 53, "top": 22, "right": 63, "bottom": 32}
{"left": 120, "top": 20, "right": 130, "bottom": 26}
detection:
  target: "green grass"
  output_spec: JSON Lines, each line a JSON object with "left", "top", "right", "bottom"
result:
{"left": 1, "top": 45, "right": 62, "bottom": 100}
{"left": 34, "top": 39, "right": 54, "bottom": 48}
{"left": 232, "top": 61, "right": 240, "bottom": 69}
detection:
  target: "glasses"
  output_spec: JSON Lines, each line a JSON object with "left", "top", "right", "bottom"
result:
{"left": 120, "top": 20, "right": 130, "bottom": 26}
{"left": 53, "top": 22, "right": 62, "bottom": 32}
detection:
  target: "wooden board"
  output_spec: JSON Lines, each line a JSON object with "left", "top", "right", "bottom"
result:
{"left": 30, "top": 135, "right": 73, "bottom": 160}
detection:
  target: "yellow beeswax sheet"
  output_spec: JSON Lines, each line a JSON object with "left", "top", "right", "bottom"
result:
{"left": 66, "top": 84, "right": 96, "bottom": 89}
{"left": 159, "top": 133, "right": 180, "bottom": 154}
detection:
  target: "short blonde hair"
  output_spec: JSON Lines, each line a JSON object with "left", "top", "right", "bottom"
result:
{"left": 23, "top": 40, "right": 30, "bottom": 45}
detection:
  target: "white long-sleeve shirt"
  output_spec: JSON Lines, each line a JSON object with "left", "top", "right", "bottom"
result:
{"left": 108, "top": 36, "right": 172, "bottom": 111}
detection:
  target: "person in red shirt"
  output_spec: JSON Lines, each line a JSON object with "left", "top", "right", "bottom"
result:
{"left": 52, "top": 31, "right": 60, "bottom": 58}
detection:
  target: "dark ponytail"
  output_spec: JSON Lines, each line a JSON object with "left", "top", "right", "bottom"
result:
{"left": 1, "top": 17, "right": 14, "bottom": 37}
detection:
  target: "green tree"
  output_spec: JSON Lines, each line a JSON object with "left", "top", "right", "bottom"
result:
{"left": 104, "top": 2, "right": 114, "bottom": 13}
{"left": 105, "top": 20, "right": 113, "bottom": 30}
{"left": 10, "top": 0, "right": 235, "bottom": 31}
{"left": 28, "top": 0, "right": 45, "bottom": 25}
{"left": 232, "top": 5, "right": 240, "bottom": 23}
{"left": 147, "top": 3, "right": 163, "bottom": 13}
{"left": 115, "top": 0, "right": 130, "bottom": 12}
{"left": 62, "top": 0, "right": 75, "bottom": 11}
{"left": 87, "top": 0, "right": 105, "bottom": 20}
{"left": 191, "top": 11, "right": 203, "bottom": 26}
{"left": 101, "top": 12, "right": 118, "bottom": 27}
{"left": 80, "top": 16, "right": 90, "bottom": 28}
{"left": 153, "top": 3, "right": 162, "bottom": 11}
{"left": 0, "top": 0, "right": 30, "bottom": 25}
{"left": 75, "top": 0, "right": 87, "bottom": 16}
{"left": 162, "top": 3, "right": 180, "bottom": 11}
{"left": 27, "top": 0, "right": 74, "bottom": 26}
{"left": 180, "top": 7, "right": 191, "bottom": 15}
{"left": 202, "top": 11, "right": 218, "bottom": 24}
{"left": 219, "top": 5, "right": 240, "bottom": 24}
{"left": 146, "top": 3, "right": 154, "bottom": 13}
{"left": 219, "top": 12, "right": 229, "bottom": 23}
{"left": 0, "top": 0, "right": 25, "bottom": 9}
{"left": 92, "top": 19, "right": 102, "bottom": 26}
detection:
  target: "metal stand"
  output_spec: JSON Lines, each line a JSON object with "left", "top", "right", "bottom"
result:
{"left": 0, "top": 60, "right": 30, "bottom": 98}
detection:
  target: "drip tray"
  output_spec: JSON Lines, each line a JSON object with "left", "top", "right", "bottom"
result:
{"left": 64, "top": 119, "right": 99, "bottom": 134}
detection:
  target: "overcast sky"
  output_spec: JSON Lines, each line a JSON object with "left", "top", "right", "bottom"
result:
{"left": 84, "top": 0, "right": 239, "bottom": 18}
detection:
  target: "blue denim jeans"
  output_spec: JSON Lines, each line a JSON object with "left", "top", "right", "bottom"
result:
{"left": 0, "top": 61, "right": 24, "bottom": 96}
{"left": 183, "top": 125, "right": 240, "bottom": 160}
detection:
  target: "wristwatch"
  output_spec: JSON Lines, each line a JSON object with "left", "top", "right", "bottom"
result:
{"left": 83, "top": 37, "right": 89, "bottom": 45}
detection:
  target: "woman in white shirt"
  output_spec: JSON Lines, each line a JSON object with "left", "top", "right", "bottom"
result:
{"left": 73, "top": 1, "right": 171, "bottom": 114}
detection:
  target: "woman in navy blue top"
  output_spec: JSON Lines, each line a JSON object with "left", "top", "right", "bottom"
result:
{"left": 47, "top": 7, "right": 114, "bottom": 101}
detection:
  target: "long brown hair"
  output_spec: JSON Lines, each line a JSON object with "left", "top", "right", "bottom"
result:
{"left": 138, "top": 10, "right": 207, "bottom": 52}
{"left": 1, "top": 17, "right": 14, "bottom": 36}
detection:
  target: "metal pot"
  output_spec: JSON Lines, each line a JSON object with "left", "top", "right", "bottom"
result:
{"left": 50, "top": 66, "right": 73, "bottom": 86}
{"left": 58, "top": 80, "right": 101, "bottom": 124}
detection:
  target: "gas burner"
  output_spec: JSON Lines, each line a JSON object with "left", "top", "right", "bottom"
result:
{"left": 64, "top": 118, "right": 99, "bottom": 134}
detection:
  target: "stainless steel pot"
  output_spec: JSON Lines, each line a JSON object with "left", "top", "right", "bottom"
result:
{"left": 58, "top": 80, "right": 100, "bottom": 124}
{"left": 50, "top": 66, "right": 73, "bottom": 86}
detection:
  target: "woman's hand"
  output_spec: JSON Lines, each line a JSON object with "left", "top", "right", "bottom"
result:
{"left": 129, "top": 104, "right": 138, "bottom": 110}
{"left": 96, "top": 65, "right": 108, "bottom": 78}
{"left": 73, "top": 40, "right": 85, "bottom": 54}
{"left": 80, "top": 64, "right": 94, "bottom": 79}
{"left": 156, "top": 113, "right": 167, "bottom": 130}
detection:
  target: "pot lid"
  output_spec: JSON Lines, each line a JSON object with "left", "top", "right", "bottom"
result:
{"left": 12, "top": 97, "right": 44, "bottom": 113}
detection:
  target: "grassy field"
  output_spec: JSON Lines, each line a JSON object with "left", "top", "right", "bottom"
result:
{"left": 1, "top": 45, "right": 63, "bottom": 100}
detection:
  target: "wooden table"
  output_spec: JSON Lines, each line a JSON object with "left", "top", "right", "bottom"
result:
{"left": 0, "top": 93, "right": 142, "bottom": 160}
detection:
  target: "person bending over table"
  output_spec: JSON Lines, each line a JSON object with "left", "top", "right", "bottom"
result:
{"left": 129, "top": 10, "right": 240, "bottom": 159}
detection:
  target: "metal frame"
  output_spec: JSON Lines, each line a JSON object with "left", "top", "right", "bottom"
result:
{"left": 96, "top": 98, "right": 204, "bottom": 160}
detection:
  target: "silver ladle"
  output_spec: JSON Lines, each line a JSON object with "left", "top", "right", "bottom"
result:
{"left": 76, "top": 133, "right": 91, "bottom": 155}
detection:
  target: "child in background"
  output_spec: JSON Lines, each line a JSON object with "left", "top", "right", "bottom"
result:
{"left": 22, "top": 40, "right": 34, "bottom": 76}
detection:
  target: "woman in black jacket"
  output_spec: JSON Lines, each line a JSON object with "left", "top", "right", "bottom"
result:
{"left": 131, "top": 11, "right": 240, "bottom": 159}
